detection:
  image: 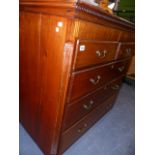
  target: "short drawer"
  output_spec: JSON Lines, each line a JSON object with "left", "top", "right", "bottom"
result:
{"left": 60, "top": 94, "right": 117, "bottom": 153}
{"left": 68, "top": 60, "right": 129, "bottom": 102}
{"left": 73, "top": 40, "right": 119, "bottom": 70}
{"left": 116, "top": 43, "right": 135, "bottom": 60}
{"left": 63, "top": 77, "right": 123, "bottom": 130}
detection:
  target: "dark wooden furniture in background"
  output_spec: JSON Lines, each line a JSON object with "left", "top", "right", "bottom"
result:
{"left": 19, "top": 0, "right": 135, "bottom": 155}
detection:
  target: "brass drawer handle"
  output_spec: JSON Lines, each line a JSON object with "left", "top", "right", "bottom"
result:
{"left": 126, "top": 48, "right": 131, "bottom": 55}
{"left": 118, "top": 66, "right": 125, "bottom": 72}
{"left": 83, "top": 100, "right": 94, "bottom": 110}
{"left": 89, "top": 75, "right": 101, "bottom": 85}
{"left": 77, "top": 123, "right": 88, "bottom": 133}
{"left": 111, "top": 84, "right": 120, "bottom": 90}
{"left": 96, "top": 50, "right": 107, "bottom": 58}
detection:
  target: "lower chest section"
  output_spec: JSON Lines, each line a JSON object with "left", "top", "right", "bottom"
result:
{"left": 59, "top": 24, "right": 134, "bottom": 153}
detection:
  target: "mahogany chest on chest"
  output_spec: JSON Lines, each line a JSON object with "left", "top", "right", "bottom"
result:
{"left": 19, "top": 1, "right": 135, "bottom": 154}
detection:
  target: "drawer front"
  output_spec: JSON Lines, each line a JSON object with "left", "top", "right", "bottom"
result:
{"left": 119, "top": 31, "right": 135, "bottom": 42}
{"left": 68, "top": 60, "right": 129, "bottom": 102}
{"left": 75, "top": 19, "right": 121, "bottom": 41}
{"left": 60, "top": 94, "right": 117, "bottom": 153}
{"left": 63, "top": 77, "right": 123, "bottom": 131}
{"left": 74, "top": 40, "right": 119, "bottom": 70}
{"left": 117, "top": 43, "right": 135, "bottom": 60}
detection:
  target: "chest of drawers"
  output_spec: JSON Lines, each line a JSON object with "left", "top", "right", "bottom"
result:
{"left": 19, "top": 1, "right": 135, "bottom": 155}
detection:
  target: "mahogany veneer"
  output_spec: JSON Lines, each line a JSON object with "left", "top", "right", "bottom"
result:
{"left": 74, "top": 40, "right": 119, "bottom": 69}
{"left": 68, "top": 60, "right": 129, "bottom": 102}
{"left": 19, "top": 0, "right": 135, "bottom": 155}
{"left": 63, "top": 76, "right": 123, "bottom": 131}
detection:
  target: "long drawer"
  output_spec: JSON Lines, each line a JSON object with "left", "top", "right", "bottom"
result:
{"left": 75, "top": 19, "right": 121, "bottom": 41}
{"left": 73, "top": 40, "right": 119, "bottom": 70}
{"left": 119, "top": 31, "right": 135, "bottom": 42}
{"left": 68, "top": 60, "right": 129, "bottom": 102}
{"left": 60, "top": 94, "right": 118, "bottom": 153}
{"left": 63, "top": 77, "right": 123, "bottom": 131}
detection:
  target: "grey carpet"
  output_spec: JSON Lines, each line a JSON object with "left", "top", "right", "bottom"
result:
{"left": 19, "top": 83, "right": 135, "bottom": 155}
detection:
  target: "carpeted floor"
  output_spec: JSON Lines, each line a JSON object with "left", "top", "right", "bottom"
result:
{"left": 19, "top": 83, "right": 135, "bottom": 155}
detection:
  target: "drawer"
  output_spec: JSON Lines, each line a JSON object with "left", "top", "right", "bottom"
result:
{"left": 63, "top": 77, "right": 123, "bottom": 131}
{"left": 116, "top": 43, "right": 135, "bottom": 59}
{"left": 75, "top": 19, "right": 121, "bottom": 41}
{"left": 73, "top": 40, "right": 119, "bottom": 70}
{"left": 68, "top": 60, "right": 129, "bottom": 102}
{"left": 60, "top": 94, "right": 117, "bottom": 153}
{"left": 119, "top": 31, "right": 135, "bottom": 42}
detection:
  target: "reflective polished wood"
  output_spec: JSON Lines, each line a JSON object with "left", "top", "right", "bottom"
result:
{"left": 20, "top": 1, "right": 135, "bottom": 155}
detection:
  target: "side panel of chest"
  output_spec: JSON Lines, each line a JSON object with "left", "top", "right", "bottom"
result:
{"left": 19, "top": 11, "right": 74, "bottom": 154}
